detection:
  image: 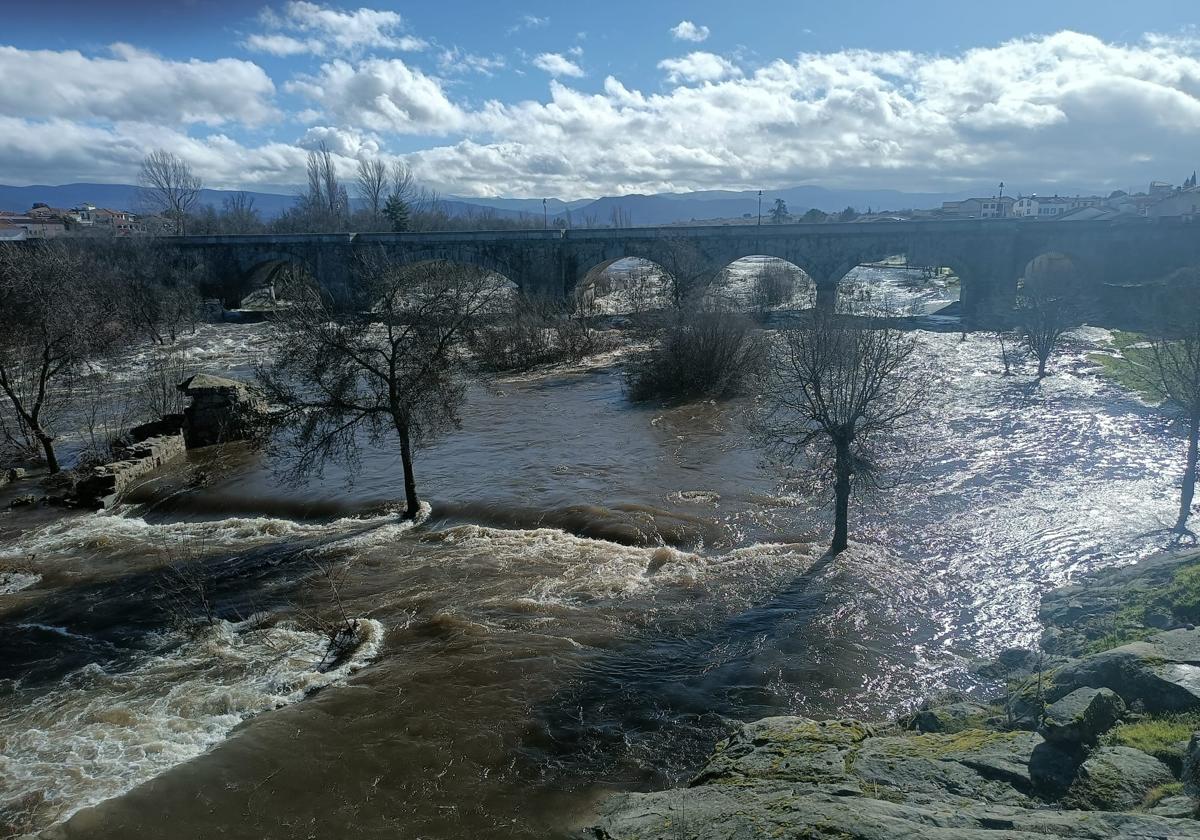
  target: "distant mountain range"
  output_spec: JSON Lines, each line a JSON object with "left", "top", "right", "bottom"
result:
{"left": 1, "top": 181, "right": 1099, "bottom": 226}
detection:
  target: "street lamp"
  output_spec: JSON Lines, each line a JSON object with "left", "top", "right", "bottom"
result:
{"left": 543, "top": 198, "right": 548, "bottom": 229}
{"left": 757, "top": 190, "right": 763, "bottom": 226}
{"left": 998, "top": 181, "right": 1006, "bottom": 217}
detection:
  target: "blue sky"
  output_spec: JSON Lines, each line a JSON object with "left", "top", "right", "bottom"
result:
{"left": 2, "top": 1, "right": 1199, "bottom": 197}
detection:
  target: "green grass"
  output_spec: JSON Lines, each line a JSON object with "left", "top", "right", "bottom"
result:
{"left": 1162, "top": 564, "right": 1200, "bottom": 624}
{"left": 1103, "top": 712, "right": 1200, "bottom": 772}
{"left": 1083, "top": 605, "right": 1158, "bottom": 654}
{"left": 1087, "top": 330, "right": 1164, "bottom": 401}
{"left": 1142, "top": 782, "right": 1184, "bottom": 810}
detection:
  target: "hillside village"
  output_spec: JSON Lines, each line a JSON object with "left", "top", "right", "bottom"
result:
{"left": 1, "top": 175, "right": 1197, "bottom": 240}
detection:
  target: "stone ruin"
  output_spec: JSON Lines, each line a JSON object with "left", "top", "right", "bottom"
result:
{"left": 73, "top": 373, "right": 269, "bottom": 509}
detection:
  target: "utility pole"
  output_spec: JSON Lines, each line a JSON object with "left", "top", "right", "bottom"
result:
{"left": 757, "top": 190, "right": 763, "bottom": 226}
{"left": 998, "top": 181, "right": 1005, "bottom": 217}
{"left": 543, "top": 197, "right": 548, "bottom": 229}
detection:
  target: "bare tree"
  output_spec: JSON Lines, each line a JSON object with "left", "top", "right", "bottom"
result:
{"left": 1146, "top": 268, "right": 1200, "bottom": 537}
{"left": 758, "top": 307, "right": 925, "bottom": 554}
{"left": 1016, "top": 255, "right": 1083, "bottom": 379}
{"left": 114, "top": 241, "right": 204, "bottom": 345}
{"left": 656, "top": 236, "right": 717, "bottom": 310}
{"left": 256, "top": 254, "right": 507, "bottom": 518}
{"left": 299, "top": 143, "right": 350, "bottom": 232}
{"left": 0, "top": 242, "right": 120, "bottom": 472}
{"left": 389, "top": 161, "right": 417, "bottom": 207}
{"left": 356, "top": 158, "right": 390, "bottom": 222}
{"left": 139, "top": 150, "right": 202, "bottom": 235}
{"left": 220, "top": 191, "right": 263, "bottom": 234}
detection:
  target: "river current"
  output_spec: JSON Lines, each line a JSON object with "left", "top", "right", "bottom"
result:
{"left": 0, "top": 264, "right": 1188, "bottom": 838}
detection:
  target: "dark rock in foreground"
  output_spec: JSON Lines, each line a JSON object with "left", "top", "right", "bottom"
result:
{"left": 1063, "top": 746, "right": 1176, "bottom": 811}
{"left": 584, "top": 550, "right": 1200, "bottom": 838}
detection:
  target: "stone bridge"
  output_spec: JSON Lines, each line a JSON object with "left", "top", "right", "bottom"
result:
{"left": 163, "top": 218, "right": 1200, "bottom": 323}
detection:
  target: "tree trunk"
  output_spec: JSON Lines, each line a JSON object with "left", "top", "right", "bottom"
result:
{"left": 1037, "top": 355, "right": 1047, "bottom": 379}
{"left": 832, "top": 439, "right": 852, "bottom": 554}
{"left": 39, "top": 435, "right": 60, "bottom": 474}
{"left": 397, "top": 420, "right": 420, "bottom": 519}
{"left": 1175, "top": 414, "right": 1200, "bottom": 533}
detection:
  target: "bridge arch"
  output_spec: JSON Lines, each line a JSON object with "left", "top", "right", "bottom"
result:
{"left": 575, "top": 256, "right": 677, "bottom": 314}
{"left": 238, "top": 254, "right": 320, "bottom": 308}
{"left": 712, "top": 255, "right": 817, "bottom": 311}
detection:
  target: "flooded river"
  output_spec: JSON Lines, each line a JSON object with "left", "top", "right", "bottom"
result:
{"left": 0, "top": 266, "right": 1189, "bottom": 838}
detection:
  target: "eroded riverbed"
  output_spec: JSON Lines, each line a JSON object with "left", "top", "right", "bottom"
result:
{"left": 0, "top": 269, "right": 1190, "bottom": 838}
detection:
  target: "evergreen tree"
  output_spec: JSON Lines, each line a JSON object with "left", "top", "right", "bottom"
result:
{"left": 769, "top": 198, "right": 790, "bottom": 223}
{"left": 384, "top": 194, "right": 411, "bottom": 232}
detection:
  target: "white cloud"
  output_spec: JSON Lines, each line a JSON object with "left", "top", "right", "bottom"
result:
{"left": 242, "top": 33, "right": 323, "bottom": 57}
{"left": 658, "top": 52, "right": 741, "bottom": 83}
{"left": 245, "top": 1, "right": 426, "bottom": 56}
{"left": 0, "top": 44, "right": 277, "bottom": 126}
{"left": 297, "top": 125, "right": 381, "bottom": 157}
{"left": 670, "top": 21, "right": 710, "bottom": 43}
{"left": 438, "top": 48, "right": 506, "bottom": 76}
{"left": 286, "top": 58, "right": 466, "bottom": 133}
{"left": 508, "top": 14, "right": 549, "bottom": 35}
{"left": 532, "top": 52, "right": 584, "bottom": 78}
{"left": 4, "top": 30, "right": 1200, "bottom": 201}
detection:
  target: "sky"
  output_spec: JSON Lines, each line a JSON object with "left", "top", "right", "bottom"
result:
{"left": 2, "top": 0, "right": 1199, "bottom": 199}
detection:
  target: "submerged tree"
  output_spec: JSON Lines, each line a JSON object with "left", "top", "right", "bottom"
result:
{"left": 1146, "top": 268, "right": 1200, "bottom": 537}
{"left": 758, "top": 307, "right": 924, "bottom": 553}
{"left": 256, "top": 254, "right": 506, "bottom": 518}
{"left": 1016, "top": 254, "right": 1083, "bottom": 379}
{"left": 0, "top": 241, "right": 119, "bottom": 472}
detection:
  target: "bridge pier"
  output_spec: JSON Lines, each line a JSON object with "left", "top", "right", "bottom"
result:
{"left": 814, "top": 282, "right": 838, "bottom": 314}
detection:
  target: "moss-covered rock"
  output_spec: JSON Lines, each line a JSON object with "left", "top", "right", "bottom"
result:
{"left": 1063, "top": 746, "right": 1176, "bottom": 811}
{"left": 1041, "top": 687, "right": 1125, "bottom": 747}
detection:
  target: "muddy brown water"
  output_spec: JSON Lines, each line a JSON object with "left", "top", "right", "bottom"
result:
{"left": 0, "top": 269, "right": 1190, "bottom": 839}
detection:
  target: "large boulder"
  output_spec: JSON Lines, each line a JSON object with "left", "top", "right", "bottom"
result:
{"left": 910, "top": 702, "right": 996, "bottom": 734}
{"left": 1183, "top": 732, "right": 1200, "bottom": 796}
{"left": 585, "top": 786, "right": 1200, "bottom": 839}
{"left": 1051, "top": 629, "right": 1200, "bottom": 713}
{"left": 1063, "top": 746, "right": 1176, "bottom": 811}
{"left": 850, "top": 730, "right": 1045, "bottom": 806}
{"left": 1040, "top": 687, "right": 1125, "bottom": 747}
{"left": 179, "top": 373, "right": 268, "bottom": 448}
{"left": 691, "top": 717, "right": 871, "bottom": 788}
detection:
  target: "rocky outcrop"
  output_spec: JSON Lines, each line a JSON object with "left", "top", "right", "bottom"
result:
{"left": 179, "top": 373, "right": 268, "bottom": 448}
{"left": 585, "top": 551, "right": 1200, "bottom": 839}
{"left": 1041, "top": 688, "right": 1125, "bottom": 747}
{"left": 910, "top": 701, "right": 997, "bottom": 734}
{"left": 1063, "top": 746, "right": 1176, "bottom": 811}
{"left": 586, "top": 717, "right": 1200, "bottom": 839}
{"left": 1050, "top": 629, "right": 1200, "bottom": 713}
{"left": 73, "top": 416, "right": 187, "bottom": 509}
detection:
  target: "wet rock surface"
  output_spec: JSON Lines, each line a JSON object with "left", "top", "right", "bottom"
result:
{"left": 585, "top": 551, "right": 1200, "bottom": 839}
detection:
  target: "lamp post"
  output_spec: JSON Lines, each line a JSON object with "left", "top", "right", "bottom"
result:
{"left": 543, "top": 198, "right": 548, "bottom": 229}
{"left": 998, "top": 181, "right": 1005, "bottom": 217}
{"left": 757, "top": 190, "right": 763, "bottom": 226}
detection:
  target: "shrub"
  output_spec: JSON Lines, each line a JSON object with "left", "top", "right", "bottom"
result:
{"left": 471, "top": 296, "right": 612, "bottom": 372}
{"left": 625, "top": 309, "right": 764, "bottom": 403}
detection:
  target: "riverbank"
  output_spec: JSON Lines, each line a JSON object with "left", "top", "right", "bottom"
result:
{"left": 584, "top": 547, "right": 1200, "bottom": 838}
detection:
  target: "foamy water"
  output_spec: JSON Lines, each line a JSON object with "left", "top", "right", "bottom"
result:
{"left": 2, "top": 267, "right": 1194, "bottom": 839}
{"left": 0, "top": 615, "right": 384, "bottom": 831}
